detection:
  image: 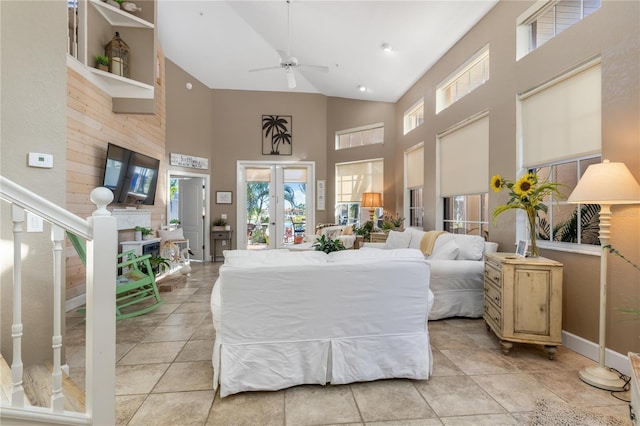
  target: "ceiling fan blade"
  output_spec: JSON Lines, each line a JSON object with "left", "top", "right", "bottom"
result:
{"left": 248, "top": 66, "right": 282, "bottom": 73}
{"left": 299, "top": 64, "right": 329, "bottom": 73}
{"left": 286, "top": 69, "right": 296, "bottom": 89}
{"left": 276, "top": 50, "right": 289, "bottom": 63}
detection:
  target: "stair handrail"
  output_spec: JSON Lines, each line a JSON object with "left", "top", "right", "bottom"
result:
{"left": 0, "top": 176, "right": 91, "bottom": 239}
{"left": 0, "top": 175, "right": 117, "bottom": 425}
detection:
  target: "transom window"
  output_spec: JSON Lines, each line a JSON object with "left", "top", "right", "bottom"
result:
{"left": 436, "top": 46, "right": 490, "bottom": 113}
{"left": 517, "top": 0, "right": 601, "bottom": 59}
{"left": 403, "top": 99, "right": 424, "bottom": 135}
{"left": 335, "top": 123, "right": 384, "bottom": 150}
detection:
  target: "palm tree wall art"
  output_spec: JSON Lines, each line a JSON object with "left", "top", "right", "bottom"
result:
{"left": 262, "top": 115, "right": 292, "bottom": 155}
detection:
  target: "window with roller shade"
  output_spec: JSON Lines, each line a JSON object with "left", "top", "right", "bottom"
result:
{"left": 520, "top": 60, "right": 601, "bottom": 246}
{"left": 439, "top": 113, "right": 489, "bottom": 235}
{"left": 335, "top": 159, "right": 383, "bottom": 225}
{"left": 405, "top": 145, "right": 424, "bottom": 228}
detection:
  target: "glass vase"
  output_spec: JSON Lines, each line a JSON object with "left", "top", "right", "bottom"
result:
{"left": 526, "top": 207, "right": 539, "bottom": 257}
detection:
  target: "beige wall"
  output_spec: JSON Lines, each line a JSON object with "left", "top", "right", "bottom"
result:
{"left": 395, "top": 0, "right": 640, "bottom": 354}
{"left": 1, "top": 1, "right": 68, "bottom": 364}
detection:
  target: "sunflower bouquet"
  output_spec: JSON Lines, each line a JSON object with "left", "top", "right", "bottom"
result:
{"left": 490, "top": 172, "right": 565, "bottom": 256}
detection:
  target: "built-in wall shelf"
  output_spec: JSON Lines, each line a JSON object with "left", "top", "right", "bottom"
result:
{"left": 90, "top": 0, "right": 155, "bottom": 29}
{"left": 111, "top": 209, "right": 151, "bottom": 230}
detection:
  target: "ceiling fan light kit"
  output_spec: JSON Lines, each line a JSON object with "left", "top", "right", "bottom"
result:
{"left": 248, "top": 0, "right": 329, "bottom": 89}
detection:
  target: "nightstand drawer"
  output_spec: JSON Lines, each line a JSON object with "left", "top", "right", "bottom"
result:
{"left": 484, "top": 264, "right": 502, "bottom": 288}
{"left": 484, "top": 301, "right": 501, "bottom": 330}
{"left": 212, "top": 231, "right": 230, "bottom": 239}
{"left": 484, "top": 281, "right": 502, "bottom": 308}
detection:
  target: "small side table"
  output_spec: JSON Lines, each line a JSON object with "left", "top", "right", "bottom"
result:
{"left": 369, "top": 232, "right": 388, "bottom": 243}
{"left": 211, "top": 229, "right": 232, "bottom": 262}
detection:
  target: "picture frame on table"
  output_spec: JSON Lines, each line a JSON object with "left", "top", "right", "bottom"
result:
{"left": 515, "top": 240, "right": 528, "bottom": 257}
{"left": 216, "top": 191, "right": 233, "bottom": 204}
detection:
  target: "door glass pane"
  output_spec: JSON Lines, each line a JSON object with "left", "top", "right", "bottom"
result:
{"left": 283, "top": 167, "right": 307, "bottom": 245}
{"left": 246, "top": 168, "right": 271, "bottom": 250}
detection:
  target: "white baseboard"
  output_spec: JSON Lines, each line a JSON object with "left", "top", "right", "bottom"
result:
{"left": 562, "top": 330, "right": 631, "bottom": 377}
{"left": 65, "top": 294, "right": 86, "bottom": 313}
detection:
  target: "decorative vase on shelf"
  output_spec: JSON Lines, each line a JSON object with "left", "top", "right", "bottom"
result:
{"left": 134, "top": 230, "right": 142, "bottom": 241}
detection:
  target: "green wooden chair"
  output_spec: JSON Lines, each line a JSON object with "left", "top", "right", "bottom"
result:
{"left": 68, "top": 232, "right": 164, "bottom": 320}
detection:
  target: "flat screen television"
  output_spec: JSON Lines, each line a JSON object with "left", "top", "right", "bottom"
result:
{"left": 103, "top": 143, "right": 160, "bottom": 205}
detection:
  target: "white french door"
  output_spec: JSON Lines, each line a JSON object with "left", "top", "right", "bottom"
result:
{"left": 237, "top": 161, "right": 315, "bottom": 250}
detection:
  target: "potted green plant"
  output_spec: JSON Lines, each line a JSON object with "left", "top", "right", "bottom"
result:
{"left": 139, "top": 255, "right": 170, "bottom": 276}
{"left": 95, "top": 55, "right": 109, "bottom": 72}
{"left": 212, "top": 217, "right": 227, "bottom": 231}
{"left": 312, "top": 234, "right": 346, "bottom": 253}
{"left": 353, "top": 220, "right": 375, "bottom": 242}
{"left": 135, "top": 226, "right": 154, "bottom": 240}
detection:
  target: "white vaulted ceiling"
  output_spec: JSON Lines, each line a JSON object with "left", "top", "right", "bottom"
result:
{"left": 157, "top": 1, "right": 498, "bottom": 102}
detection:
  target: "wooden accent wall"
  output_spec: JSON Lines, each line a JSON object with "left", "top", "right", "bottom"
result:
{"left": 65, "top": 53, "right": 167, "bottom": 301}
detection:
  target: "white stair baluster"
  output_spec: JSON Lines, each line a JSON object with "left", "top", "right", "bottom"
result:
{"left": 10, "top": 205, "right": 25, "bottom": 407}
{"left": 51, "top": 225, "right": 65, "bottom": 412}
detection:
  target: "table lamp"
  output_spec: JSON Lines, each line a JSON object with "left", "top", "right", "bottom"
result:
{"left": 567, "top": 159, "right": 640, "bottom": 391}
{"left": 361, "top": 192, "right": 382, "bottom": 223}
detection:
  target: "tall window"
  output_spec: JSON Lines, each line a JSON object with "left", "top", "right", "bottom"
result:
{"left": 406, "top": 145, "right": 424, "bottom": 227}
{"left": 517, "top": 0, "right": 601, "bottom": 59}
{"left": 403, "top": 99, "right": 424, "bottom": 135}
{"left": 520, "top": 60, "right": 601, "bottom": 248}
{"left": 532, "top": 156, "right": 601, "bottom": 245}
{"left": 335, "top": 123, "right": 384, "bottom": 150}
{"left": 443, "top": 194, "right": 488, "bottom": 236}
{"left": 335, "top": 159, "right": 383, "bottom": 224}
{"left": 436, "top": 46, "right": 490, "bottom": 113}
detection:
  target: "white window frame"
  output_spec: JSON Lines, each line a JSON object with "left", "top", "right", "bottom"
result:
{"left": 403, "top": 99, "right": 424, "bottom": 135}
{"left": 404, "top": 143, "right": 424, "bottom": 228}
{"left": 516, "top": 0, "right": 602, "bottom": 60}
{"left": 436, "top": 45, "right": 490, "bottom": 113}
{"left": 335, "top": 122, "right": 384, "bottom": 150}
{"left": 442, "top": 193, "right": 489, "bottom": 237}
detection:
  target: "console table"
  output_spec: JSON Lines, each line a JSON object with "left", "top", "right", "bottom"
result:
{"left": 211, "top": 229, "right": 232, "bottom": 262}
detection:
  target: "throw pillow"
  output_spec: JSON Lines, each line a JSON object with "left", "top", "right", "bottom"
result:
{"left": 428, "top": 239, "right": 459, "bottom": 260}
{"left": 385, "top": 230, "right": 412, "bottom": 249}
{"left": 158, "top": 228, "right": 185, "bottom": 243}
{"left": 342, "top": 225, "right": 353, "bottom": 235}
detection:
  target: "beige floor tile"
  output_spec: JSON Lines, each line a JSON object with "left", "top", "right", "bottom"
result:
{"left": 115, "top": 363, "right": 169, "bottom": 395}
{"left": 351, "top": 379, "right": 435, "bottom": 422}
{"left": 413, "top": 376, "right": 505, "bottom": 417}
{"left": 157, "top": 294, "right": 193, "bottom": 304}
{"left": 365, "top": 419, "right": 442, "bottom": 426}
{"left": 430, "top": 350, "right": 463, "bottom": 377}
{"left": 128, "top": 390, "right": 215, "bottom": 426}
{"left": 285, "top": 384, "right": 362, "bottom": 425}
{"left": 470, "top": 373, "right": 565, "bottom": 412}
{"left": 175, "top": 302, "right": 211, "bottom": 313}
{"left": 207, "top": 390, "right": 285, "bottom": 426}
{"left": 153, "top": 360, "right": 213, "bottom": 392}
{"left": 439, "top": 349, "right": 518, "bottom": 375}
{"left": 120, "top": 313, "right": 169, "bottom": 328}
{"left": 65, "top": 345, "right": 85, "bottom": 368}
{"left": 142, "top": 325, "right": 197, "bottom": 342}
{"left": 65, "top": 326, "right": 86, "bottom": 346}
{"left": 115, "top": 394, "right": 146, "bottom": 426}
{"left": 532, "top": 370, "right": 630, "bottom": 407}
{"left": 553, "top": 346, "right": 599, "bottom": 372}
{"left": 150, "top": 303, "right": 180, "bottom": 315}
{"left": 187, "top": 293, "right": 214, "bottom": 303}
{"left": 160, "top": 311, "right": 208, "bottom": 327}
{"left": 116, "top": 343, "right": 136, "bottom": 362}
{"left": 493, "top": 345, "right": 566, "bottom": 373}
{"left": 428, "top": 328, "right": 477, "bottom": 350}
{"left": 115, "top": 325, "right": 154, "bottom": 344}
{"left": 176, "top": 339, "right": 214, "bottom": 362}
{"left": 118, "top": 341, "right": 186, "bottom": 365}
{"left": 464, "top": 330, "right": 502, "bottom": 350}
{"left": 192, "top": 320, "right": 216, "bottom": 340}
{"left": 440, "top": 413, "right": 520, "bottom": 425}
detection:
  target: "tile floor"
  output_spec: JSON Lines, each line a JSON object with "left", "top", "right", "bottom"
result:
{"left": 64, "top": 262, "right": 632, "bottom": 425}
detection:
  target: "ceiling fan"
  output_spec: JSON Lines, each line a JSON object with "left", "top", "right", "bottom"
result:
{"left": 249, "top": 0, "right": 329, "bottom": 89}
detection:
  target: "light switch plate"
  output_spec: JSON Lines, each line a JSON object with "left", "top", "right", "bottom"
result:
{"left": 28, "top": 152, "right": 53, "bottom": 168}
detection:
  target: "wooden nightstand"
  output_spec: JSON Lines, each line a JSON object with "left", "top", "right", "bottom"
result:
{"left": 369, "top": 232, "right": 388, "bottom": 243}
{"left": 483, "top": 252, "right": 563, "bottom": 359}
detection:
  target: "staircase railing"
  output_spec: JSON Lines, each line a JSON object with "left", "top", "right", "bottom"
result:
{"left": 0, "top": 176, "right": 117, "bottom": 425}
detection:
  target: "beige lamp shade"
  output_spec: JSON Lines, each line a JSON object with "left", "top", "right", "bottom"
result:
{"left": 567, "top": 160, "right": 640, "bottom": 204}
{"left": 361, "top": 192, "right": 383, "bottom": 208}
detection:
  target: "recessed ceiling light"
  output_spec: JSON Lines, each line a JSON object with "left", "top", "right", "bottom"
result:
{"left": 381, "top": 43, "right": 392, "bottom": 52}
{"left": 358, "top": 85, "right": 367, "bottom": 92}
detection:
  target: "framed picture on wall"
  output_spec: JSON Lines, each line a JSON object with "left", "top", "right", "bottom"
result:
{"left": 216, "top": 191, "right": 233, "bottom": 204}
{"left": 262, "top": 115, "right": 292, "bottom": 155}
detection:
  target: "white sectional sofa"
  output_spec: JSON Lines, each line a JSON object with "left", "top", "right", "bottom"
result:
{"left": 363, "top": 228, "right": 498, "bottom": 320}
{"left": 211, "top": 248, "right": 434, "bottom": 397}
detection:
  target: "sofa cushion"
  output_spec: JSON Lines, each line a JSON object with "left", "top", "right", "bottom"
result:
{"left": 328, "top": 248, "right": 424, "bottom": 263}
{"left": 432, "top": 234, "right": 484, "bottom": 261}
{"left": 385, "top": 230, "right": 412, "bottom": 249}
{"left": 428, "top": 239, "right": 459, "bottom": 260}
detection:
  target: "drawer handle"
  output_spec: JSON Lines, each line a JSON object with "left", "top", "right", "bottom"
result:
{"left": 494, "top": 296, "right": 500, "bottom": 303}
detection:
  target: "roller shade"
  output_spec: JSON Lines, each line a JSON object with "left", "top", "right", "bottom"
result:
{"left": 406, "top": 146, "right": 424, "bottom": 189}
{"left": 439, "top": 115, "right": 489, "bottom": 197}
{"left": 336, "top": 160, "right": 383, "bottom": 203}
{"left": 246, "top": 168, "right": 271, "bottom": 182}
{"left": 521, "top": 63, "right": 601, "bottom": 167}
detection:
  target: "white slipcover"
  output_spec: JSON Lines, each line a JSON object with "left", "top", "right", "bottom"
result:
{"left": 211, "top": 250, "right": 433, "bottom": 397}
